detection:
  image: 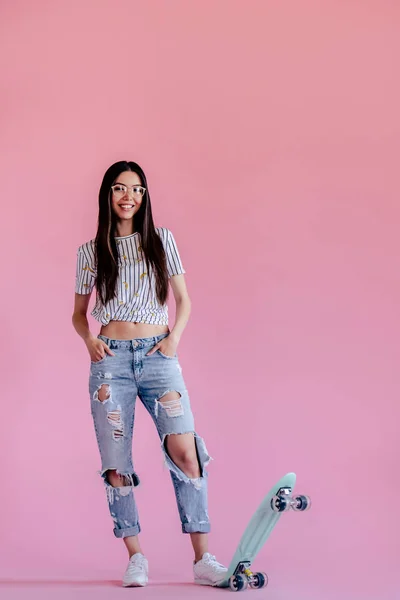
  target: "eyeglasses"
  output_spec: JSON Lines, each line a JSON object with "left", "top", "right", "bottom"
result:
{"left": 111, "top": 184, "right": 146, "bottom": 198}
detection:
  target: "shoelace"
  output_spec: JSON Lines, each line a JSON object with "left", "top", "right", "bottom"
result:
{"left": 127, "top": 556, "right": 146, "bottom": 573}
{"left": 203, "top": 554, "right": 226, "bottom": 572}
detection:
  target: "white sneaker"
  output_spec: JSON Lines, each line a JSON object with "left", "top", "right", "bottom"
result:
{"left": 193, "top": 552, "right": 228, "bottom": 586}
{"left": 122, "top": 552, "right": 149, "bottom": 587}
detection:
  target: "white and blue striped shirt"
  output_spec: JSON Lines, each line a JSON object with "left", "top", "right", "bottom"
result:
{"left": 75, "top": 227, "right": 185, "bottom": 326}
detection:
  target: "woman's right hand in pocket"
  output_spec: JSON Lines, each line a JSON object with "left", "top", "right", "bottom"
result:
{"left": 85, "top": 336, "right": 115, "bottom": 363}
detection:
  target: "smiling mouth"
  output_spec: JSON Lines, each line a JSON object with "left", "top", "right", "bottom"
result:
{"left": 119, "top": 204, "right": 134, "bottom": 210}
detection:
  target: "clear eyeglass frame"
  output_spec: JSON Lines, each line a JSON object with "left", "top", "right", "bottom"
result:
{"left": 111, "top": 184, "right": 146, "bottom": 197}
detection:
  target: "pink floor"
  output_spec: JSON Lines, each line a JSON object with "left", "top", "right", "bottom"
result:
{"left": 0, "top": 580, "right": 374, "bottom": 600}
{"left": 0, "top": 569, "right": 395, "bottom": 600}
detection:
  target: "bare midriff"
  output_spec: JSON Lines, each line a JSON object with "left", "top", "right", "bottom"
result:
{"left": 99, "top": 320, "right": 169, "bottom": 340}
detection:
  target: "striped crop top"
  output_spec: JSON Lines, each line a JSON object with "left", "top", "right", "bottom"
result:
{"left": 75, "top": 227, "right": 185, "bottom": 326}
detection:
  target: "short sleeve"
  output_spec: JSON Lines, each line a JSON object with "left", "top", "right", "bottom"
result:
{"left": 164, "top": 229, "right": 185, "bottom": 278}
{"left": 75, "top": 242, "right": 97, "bottom": 294}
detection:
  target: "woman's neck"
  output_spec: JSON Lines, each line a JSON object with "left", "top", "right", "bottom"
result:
{"left": 115, "top": 220, "right": 135, "bottom": 238}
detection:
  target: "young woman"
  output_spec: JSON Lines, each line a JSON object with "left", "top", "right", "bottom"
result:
{"left": 72, "top": 161, "right": 227, "bottom": 587}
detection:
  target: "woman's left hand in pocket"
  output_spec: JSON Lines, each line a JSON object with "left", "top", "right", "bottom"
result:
{"left": 146, "top": 335, "right": 178, "bottom": 357}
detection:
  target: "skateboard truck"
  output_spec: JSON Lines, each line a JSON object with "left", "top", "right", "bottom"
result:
{"left": 229, "top": 562, "right": 268, "bottom": 592}
{"left": 271, "top": 486, "right": 311, "bottom": 513}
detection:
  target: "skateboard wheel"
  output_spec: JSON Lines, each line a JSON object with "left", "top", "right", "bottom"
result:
{"left": 229, "top": 574, "right": 248, "bottom": 591}
{"left": 249, "top": 572, "right": 268, "bottom": 589}
{"left": 292, "top": 494, "right": 311, "bottom": 511}
{"left": 271, "top": 494, "right": 290, "bottom": 512}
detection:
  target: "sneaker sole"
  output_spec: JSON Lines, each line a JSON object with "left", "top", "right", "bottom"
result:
{"left": 194, "top": 578, "right": 223, "bottom": 587}
{"left": 122, "top": 580, "right": 148, "bottom": 587}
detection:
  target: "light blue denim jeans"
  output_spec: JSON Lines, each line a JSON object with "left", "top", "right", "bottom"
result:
{"left": 88, "top": 333, "right": 211, "bottom": 538}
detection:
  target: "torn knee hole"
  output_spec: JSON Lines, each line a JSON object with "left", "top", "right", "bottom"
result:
{"left": 165, "top": 434, "right": 200, "bottom": 476}
{"left": 161, "top": 433, "right": 212, "bottom": 488}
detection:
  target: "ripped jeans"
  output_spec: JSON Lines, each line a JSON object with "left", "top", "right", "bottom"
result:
{"left": 88, "top": 333, "right": 211, "bottom": 538}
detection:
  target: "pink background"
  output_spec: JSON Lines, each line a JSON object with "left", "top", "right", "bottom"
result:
{"left": 1, "top": 1, "right": 398, "bottom": 599}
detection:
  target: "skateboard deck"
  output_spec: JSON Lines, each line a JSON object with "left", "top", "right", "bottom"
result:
{"left": 217, "top": 472, "right": 310, "bottom": 591}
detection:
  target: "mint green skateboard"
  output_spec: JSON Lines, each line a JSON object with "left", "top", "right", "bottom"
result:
{"left": 217, "top": 472, "right": 311, "bottom": 591}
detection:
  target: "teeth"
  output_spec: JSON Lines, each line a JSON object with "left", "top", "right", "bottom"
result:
{"left": 120, "top": 205, "right": 133, "bottom": 208}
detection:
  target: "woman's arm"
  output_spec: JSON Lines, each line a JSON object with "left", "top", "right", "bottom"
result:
{"left": 168, "top": 274, "right": 191, "bottom": 343}
{"left": 72, "top": 293, "right": 114, "bottom": 360}
{"left": 72, "top": 293, "right": 95, "bottom": 342}
{"left": 146, "top": 274, "right": 191, "bottom": 357}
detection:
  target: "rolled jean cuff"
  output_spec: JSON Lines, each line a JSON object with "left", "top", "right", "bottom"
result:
{"left": 182, "top": 521, "right": 211, "bottom": 534}
{"left": 113, "top": 523, "right": 141, "bottom": 538}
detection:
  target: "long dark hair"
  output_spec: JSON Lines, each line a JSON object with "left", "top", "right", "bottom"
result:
{"left": 95, "top": 160, "right": 169, "bottom": 306}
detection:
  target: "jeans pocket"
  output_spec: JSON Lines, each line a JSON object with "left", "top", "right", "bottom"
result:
{"left": 157, "top": 349, "right": 177, "bottom": 360}
{"left": 91, "top": 354, "right": 108, "bottom": 365}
